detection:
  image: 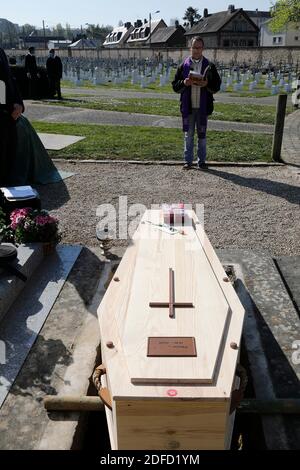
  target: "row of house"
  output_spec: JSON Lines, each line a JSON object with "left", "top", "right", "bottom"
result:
{"left": 103, "top": 5, "right": 299, "bottom": 49}
{"left": 17, "top": 5, "right": 300, "bottom": 51}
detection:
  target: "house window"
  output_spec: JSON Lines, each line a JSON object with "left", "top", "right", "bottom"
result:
{"left": 233, "top": 20, "right": 247, "bottom": 32}
{"left": 240, "top": 39, "right": 246, "bottom": 46}
{"left": 223, "top": 39, "right": 230, "bottom": 47}
{"left": 273, "top": 36, "right": 283, "bottom": 44}
{"left": 295, "top": 36, "right": 299, "bottom": 40}
{"left": 240, "top": 21, "right": 247, "bottom": 32}
{"left": 248, "top": 40, "right": 254, "bottom": 46}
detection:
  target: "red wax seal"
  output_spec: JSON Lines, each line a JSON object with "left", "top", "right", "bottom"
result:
{"left": 167, "top": 389, "right": 178, "bottom": 397}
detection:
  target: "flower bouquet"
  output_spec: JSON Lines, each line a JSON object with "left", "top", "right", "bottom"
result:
{"left": 0, "top": 207, "right": 14, "bottom": 243}
{"left": 9, "top": 207, "right": 61, "bottom": 254}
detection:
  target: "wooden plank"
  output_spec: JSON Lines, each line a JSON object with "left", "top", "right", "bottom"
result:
{"left": 101, "top": 370, "right": 117, "bottom": 450}
{"left": 116, "top": 400, "right": 229, "bottom": 450}
{"left": 108, "top": 209, "right": 229, "bottom": 385}
{"left": 123, "top": 235, "right": 230, "bottom": 384}
{"left": 98, "top": 209, "right": 245, "bottom": 399}
{"left": 191, "top": 209, "right": 245, "bottom": 396}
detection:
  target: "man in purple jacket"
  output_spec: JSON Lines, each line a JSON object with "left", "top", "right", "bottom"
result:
{"left": 172, "top": 37, "right": 221, "bottom": 169}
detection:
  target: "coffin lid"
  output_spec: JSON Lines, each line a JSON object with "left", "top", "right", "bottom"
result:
{"left": 98, "top": 210, "right": 245, "bottom": 399}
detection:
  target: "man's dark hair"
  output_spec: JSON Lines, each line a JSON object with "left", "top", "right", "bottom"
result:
{"left": 191, "top": 37, "right": 204, "bottom": 47}
{"left": 28, "top": 47, "right": 35, "bottom": 53}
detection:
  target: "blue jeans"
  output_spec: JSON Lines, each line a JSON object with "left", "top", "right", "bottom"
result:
{"left": 184, "top": 109, "right": 207, "bottom": 165}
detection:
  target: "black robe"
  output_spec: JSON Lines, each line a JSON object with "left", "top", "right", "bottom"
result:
{"left": 0, "top": 48, "right": 24, "bottom": 186}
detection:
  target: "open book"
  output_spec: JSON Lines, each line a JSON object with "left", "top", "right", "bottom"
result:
{"left": 189, "top": 65, "right": 210, "bottom": 82}
{"left": 0, "top": 186, "right": 37, "bottom": 200}
{"left": 189, "top": 70, "right": 203, "bottom": 80}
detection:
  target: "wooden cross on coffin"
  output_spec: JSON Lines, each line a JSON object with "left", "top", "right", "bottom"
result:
{"left": 149, "top": 268, "right": 193, "bottom": 318}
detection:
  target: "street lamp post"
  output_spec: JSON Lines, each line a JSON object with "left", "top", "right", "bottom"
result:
{"left": 149, "top": 10, "right": 160, "bottom": 49}
{"left": 42, "top": 20, "right": 46, "bottom": 50}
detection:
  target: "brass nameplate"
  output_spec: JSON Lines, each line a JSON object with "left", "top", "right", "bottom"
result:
{"left": 147, "top": 337, "right": 197, "bottom": 357}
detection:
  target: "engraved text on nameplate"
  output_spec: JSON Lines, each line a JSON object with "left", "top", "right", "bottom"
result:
{"left": 147, "top": 337, "right": 197, "bottom": 357}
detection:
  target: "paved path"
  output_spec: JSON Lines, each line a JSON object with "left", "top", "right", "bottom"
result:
{"left": 24, "top": 102, "right": 274, "bottom": 134}
{"left": 282, "top": 109, "right": 300, "bottom": 166}
{"left": 62, "top": 86, "right": 279, "bottom": 106}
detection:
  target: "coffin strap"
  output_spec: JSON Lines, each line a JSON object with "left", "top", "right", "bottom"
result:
{"left": 230, "top": 364, "right": 248, "bottom": 414}
{"left": 92, "top": 364, "right": 112, "bottom": 411}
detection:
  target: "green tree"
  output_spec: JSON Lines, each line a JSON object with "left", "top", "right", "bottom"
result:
{"left": 65, "top": 23, "right": 73, "bottom": 40}
{"left": 86, "top": 24, "right": 112, "bottom": 42}
{"left": 21, "top": 23, "right": 36, "bottom": 35}
{"left": 183, "top": 6, "right": 201, "bottom": 28}
{"left": 2, "top": 22, "right": 18, "bottom": 48}
{"left": 269, "top": 0, "right": 300, "bottom": 32}
{"left": 53, "top": 23, "right": 65, "bottom": 37}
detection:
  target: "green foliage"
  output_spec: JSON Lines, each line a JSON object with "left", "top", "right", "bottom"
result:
{"left": 0, "top": 208, "right": 14, "bottom": 243}
{"left": 183, "top": 6, "right": 201, "bottom": 28}
{"left": 0, "top": 208, "right": 5, "bottom": 224}
{"left": 10, "top": 208, "right": 61, "bottom": 244}
{"left": 269, "top": 0, "right": 300, "bottom": 32}
{"left": 86, "top": 24, "right": 113, "bottom": 42}
{"left": 21, "top": 23, "right": 36, "bottom": 35}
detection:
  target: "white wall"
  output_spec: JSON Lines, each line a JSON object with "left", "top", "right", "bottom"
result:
{"left": 260, "top": 21, "right": 300, "bottom": 47}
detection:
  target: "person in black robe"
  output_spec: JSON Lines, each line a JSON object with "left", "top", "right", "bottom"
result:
{"left": 25, "top": 46, "right": 40, "bottom": 99}
{"left": 46, "top": 49, "right": 63, "bottom": 99}
{"left": 0, "top": 48, "right": 24, "bottom": 186}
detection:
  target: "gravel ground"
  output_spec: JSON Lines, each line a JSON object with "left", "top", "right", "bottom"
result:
{"left": 36, "top": 161, "right": 300, "bottom": 257}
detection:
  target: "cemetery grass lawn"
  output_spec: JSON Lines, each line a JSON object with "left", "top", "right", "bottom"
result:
{"left": 41, "top": 98, "right": 293, "bottom": 124}
{"left": 61, "top": 71, "right": 176, "bottom": 94}
{"left": 32, "top": 121, "right": 273, "bottom": 162}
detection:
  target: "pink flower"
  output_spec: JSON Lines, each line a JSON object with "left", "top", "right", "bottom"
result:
{"left": 10, "top": 207, "right": 32, "bottom": 221}
{"left": 10, "top": 207, "right": 33, "bottom": 229}
{"left": 35, "top": 215, "right": 57, "bottom": 226}
{"left": 9, "top": 207, "right": 60, "bottom": 243}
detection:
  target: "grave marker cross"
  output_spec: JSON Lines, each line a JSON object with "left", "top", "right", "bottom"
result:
{"left": 149, "top": 268, "right": 193, "bottom": 318}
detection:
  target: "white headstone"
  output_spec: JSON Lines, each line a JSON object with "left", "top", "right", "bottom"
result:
{"left": 265, "top": 79, "right": 272, "bottom": 89}
{"left": 220, "top": 82, "right": 227, "bottom": 92}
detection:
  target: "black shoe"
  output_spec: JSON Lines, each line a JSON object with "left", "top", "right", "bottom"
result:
{"left": 183, "top": 163, "right": 192, "bottom": 170}
{"left": 198, "top": 162, "right": 208, "bottom": 170}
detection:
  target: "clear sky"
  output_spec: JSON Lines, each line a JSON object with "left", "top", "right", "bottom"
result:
{"left": 1, "top": 0, "right": 272, "bottom": 28}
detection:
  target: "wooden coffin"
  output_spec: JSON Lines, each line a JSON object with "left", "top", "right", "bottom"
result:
{"left": 97, "top": 209, "right": 245, "bottom": 450}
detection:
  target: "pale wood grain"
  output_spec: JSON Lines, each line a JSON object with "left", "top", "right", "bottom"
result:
{"left": 97, "top": 209, "right": 245, "bottom": 449}
{"left": 116, "top": 400, "right": 229, "bottom": 450}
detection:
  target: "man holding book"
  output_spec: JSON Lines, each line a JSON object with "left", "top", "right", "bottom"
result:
{"left": 172, "top": 37, "right": 221, "bottom": 169}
